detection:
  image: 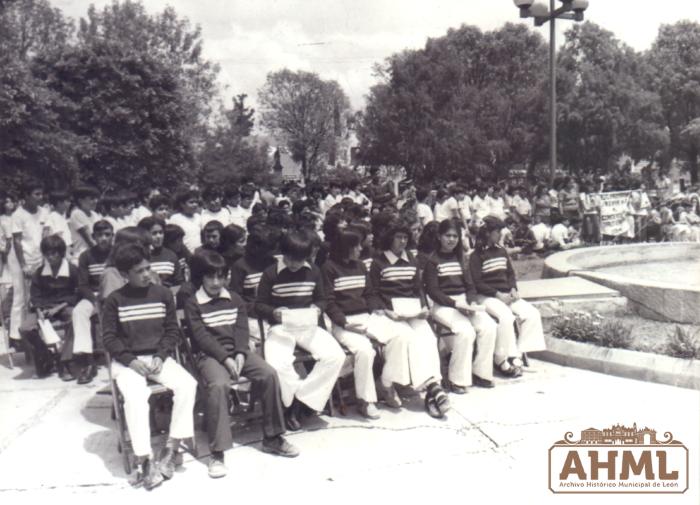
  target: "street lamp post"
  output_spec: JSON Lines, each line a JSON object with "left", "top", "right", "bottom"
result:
{"left": 514, "top": 0, "right": 589, "bottom": 185}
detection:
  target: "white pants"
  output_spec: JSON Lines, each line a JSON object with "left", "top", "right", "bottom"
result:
{"left": 248, "top": 318, "right": 269, "bottom": 350}
{"left": 430, "top": 295, "right": 498, "bottom": 385}
{"left": 331, "top": 313, "right": 381, "bottom": 403}
{"left": 111, "top": 356, "right": 197, "bottom": 457}
{"left": 264, "top": 324, "right": 345, "bottom": 412}
{"left": 478, "top": 296, "right": 546, "bottom": 364}
{"left": 8, "top": 252, "right": 36, "bottom": 341}
{"left": 71, "top": 299, "right": 95, "bottom": 354}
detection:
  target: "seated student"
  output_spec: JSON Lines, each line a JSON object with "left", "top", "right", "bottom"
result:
{"left": 20, "top": 235, "right": 79, "bottom": 379}
{"left": 550, "top": 216, "right": 576, "bottom": 250}
{"left": 71, "top": 220, "right": 114, "bottom": 384}
{"left": 185, "top": 250, "right": 298, "bottom": 478}
{"left": 168, "top": 189, "right": 202, "bottom": 254}
{"left": 345, "top": 221, "right": 374, "bottom": 272}
{"left": 220, "top": 223, "right": 246, "bottom": 270}
{"left": 530, "top": 214, "right": 551, "bottom": 253}
{"left": 368, "top": 219, "right": 450, "bottom": 418}
{"left": 254, "top": 230, "right": 345, "bottom": 431}
{"left": 469, "top": 216, "right": 546, "bottom": 378}
{"left": 230, "top": 228, "right": 277, "bottom": 346}
{"left": 137, "top": 217, "right": 182, "bottom": 289}
{"left": 512, "top": 217, "right": 537, "bottom": 255}
{"left": 100, "top": 227, "right": 158, "bottom": 301}
{"left": 101, "top": 243, "right": 197, "bottom": 490}
{"left": 196, "top": 219, "right": 225, "bottom": 256}
{"left": 423, "top": 220, "right": 498, "bottom": 391}
{"left": 163, "top": 224, "right": 190, "bottom": 284}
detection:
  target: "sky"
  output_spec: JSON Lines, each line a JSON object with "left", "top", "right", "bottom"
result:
{"left": 53, "top": 0, "right": 700, "bottom": 109}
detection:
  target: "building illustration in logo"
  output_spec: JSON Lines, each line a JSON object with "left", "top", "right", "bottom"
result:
{"left": 579, "top": 423, "right": 658, "bottom": 445}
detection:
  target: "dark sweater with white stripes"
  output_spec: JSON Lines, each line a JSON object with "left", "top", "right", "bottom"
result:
{"left": 77, "top": 246, "right": 110, "bottom": 302}
{"left": 150, "top": 246, "right": 182, "bottom": 287}
{"left": 255, "top": 261, "right": 326, "bottom": 324}
{"left": 367, "top": 250, "right": 424, "bottom": 311}
{"left": 321, "top": 258, "right": 371, "bottom": 327}
{"left": 229, "top": 256, "right": 274, "bottom": 317}
{"left": 468, "top": 245, "right": 517, "bottom": 297}
{"left": 423, "top": 250, "right": 477, "bottom": 307}
{"left": 184, "top": 288, "right": 249, "bottom": 362}
{"left": 102, "top": 283, "right": 179, "bottom": 366}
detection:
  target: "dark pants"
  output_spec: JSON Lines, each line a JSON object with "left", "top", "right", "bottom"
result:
{"left": 198, "top": 352, "right": 285, "bottom": 452}
{"left": 19, "top": 308, "right": 74, "bottom": 375}
{"left": 583, "top": 214, "right": 600, "bottom": 243}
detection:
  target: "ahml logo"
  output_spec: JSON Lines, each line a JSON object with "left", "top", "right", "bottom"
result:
{"left": 548, "top": 423, "right": 688, "bottom": 494}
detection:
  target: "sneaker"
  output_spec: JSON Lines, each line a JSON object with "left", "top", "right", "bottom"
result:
{"left": 157, "top": 447, "right": 178, "bottom": 480}
{"left": 358, "top": 401, "right": 380, "bottom": 419}
{"left": 378, "top": 382, "right": 402, "bottom": 408}
{"left": 207, "top": 455, "right": 227, "bottom": 479}
{"left": 472, "top": 374, "right": 495, "bottom": 389}
{"left": 262, "top": 436, "right": 300, "bottom": 458}
{"left": 141, "top": 458, "right": 164, "bottom": 490}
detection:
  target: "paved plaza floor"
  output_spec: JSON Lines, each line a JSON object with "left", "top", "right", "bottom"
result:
{"left": 1, "top": 355, "right": 698, "bottom": 505}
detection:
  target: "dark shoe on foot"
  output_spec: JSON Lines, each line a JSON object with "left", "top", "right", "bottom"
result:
{"left": 59, "top": 365, "right": 76, "bottom": 382}
{"left": 77, "top": 366, "right": 93, "bottom": 384}
{"left": 142, "top": 458, "right": 164, "bottom": 490}
{"left": 262, "top": 436, "right": 300, "bottom": 458}
{"left": 472, "top": 374, "right": 495, "bottom": 389}
{"left": 157, "top": 447, "right": 178, "bottom": 480}
{"left": 447, "top": 381, "right": 468, "bottom": 394}
{"left": 284, "top": 409, "right": 301, "bottom": 432}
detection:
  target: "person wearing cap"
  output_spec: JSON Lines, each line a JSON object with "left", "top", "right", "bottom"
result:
{"left": 468, "top": 216, "right": 545, "bottom": 378}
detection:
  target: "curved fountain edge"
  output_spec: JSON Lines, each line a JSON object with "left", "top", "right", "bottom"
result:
{"left": 543, "top": 242, "right": 700, "bottom": 324}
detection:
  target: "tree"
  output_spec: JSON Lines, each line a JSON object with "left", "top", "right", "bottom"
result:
{"left": 258, "top": 69, "right": 351, "bottom": 181}
{"left": 647, "top": 21, "right": 700, "bottom": 182}
{"left": 0, "top": 0, "right": 80, "bottom": 188}
{"left": 357, "top": 23, "right": 549, "bottom": 182}
{"left": 198, "top": 94, "right": 271, "bottom": 186}
{"left": 557, "top": 22, "right": 668, "bottom": 175}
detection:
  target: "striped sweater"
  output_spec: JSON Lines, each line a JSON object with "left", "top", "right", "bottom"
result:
{"left": 254, "top": 260, "right": 325, "bottom": 324}
{"left": 150, "top": 246, "right": 182, "bottom": 287}
{"left": 77, "top": 246, "right": 110, "bottom": 302}
{"left": 468, "top": 245, "right": 517, "bottom": 297}
{"left": 423, "top": 250, "right": 477, "bottom": 307}
{"left": 102, "top": 283, "right": 179, "bottom": 366}
{"left": 184, "top": 287, "right": 249, "bottom": 362}
{"left": 230, "top": 256, "right": 275, "bottom": 317}
{"left": 367, "top": 249, "right": 423, "bottom": 311}
{"left": 321, "top": 258, "right": 371, "bottom": 327}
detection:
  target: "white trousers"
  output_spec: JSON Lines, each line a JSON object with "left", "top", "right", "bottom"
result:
{"left": 430, "top": 295, "right": 498, "bottom": 385}
{"left": 7, "top": 252, "right": 36, "bottom": 341}
{"left": 478, "top": 296, "right": 546, "bottom": 364}
{"left": 111, "top": 356, "right": 197, "bottom": 457}
{"left": 264, "top": 324, "right": 345, "bottom": 412}
{"left": 71, "top": 299, "right": 95, "bottom": 354}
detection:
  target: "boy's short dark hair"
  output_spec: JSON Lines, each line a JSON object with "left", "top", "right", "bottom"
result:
{"left": 280, "top": 229, "right": 313, "bottom": 261}
{"left": 114, "top": 243, "right": 149, "bottom": 273}
{"left": 40, "top": 234, "right": 67, "bottom": 257}
{"left": 48, "top": 189, "right": 70, "bottom": 207}
{"left": 378, "top": 218, "right": 412, "bottom": 251}
{"left": 202, "top": 219, "right": 224, "bottom": 235}
{"left": 102, "top": 191, "right": 126, "bottom": 211}
{"left": 73, "top": 185, "right": 100, "bottom": 201}
{"left": 21, "top": 179, "right": 44, "bottom": 197}
{"left": 190, "top": 249, "right": 228, "bottom": 288}
{"left": 173, "top": 189, "right": 199, "bottom": 210}
{"left": 149, "top": 194, "right": 171, "bottom": 211}
{"left": 93, "top": 219, "right": 114, "bottom": 235}
{"left": 202, "top": 186, "right": 223, "bottom": 201}
{"left": 164, "top": 223, "right": 185, "bottom": 243}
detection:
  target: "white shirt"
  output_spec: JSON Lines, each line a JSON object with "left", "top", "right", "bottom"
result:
{"left": 488, "top": 196, "right": 507, "bottom": 219}
{"left": 69, "top": 208, "right": 101, "bottom": 262}
{"left": 130, "top": 205, "right": 151, "bottom": 225}
{"left": 551, "top": 223, "right": 570, "bottom": 247}
{"left": 471, "top": 196, "right": 490, "bottom": 220}
{"left": 47, "top": 211, "right": 72, "bottom": 250}
{"left": 434, "top": 197, "right": 458, "bottom": 222}
{"left": 11, "top": 206, "right": 50, "bottom": 267}
{"left": 511, "top": 195, "right": 531, "bottom": 216}
{"left": 201, "top": 208, "right": 231, "bottom": 228}
{"left": 228, "top": 206, "right": 251, "bottom": 229}
{"left": 168, "top": 213, "right": 202, "bottom": 253}
{"left": 457, "top": 196, "right": 472, "bottom": 221}
{"left": 531, "top": 223, "right": 551, "bottom": 250}
{"left": 416, "top": 203, "right": 434, "bottom": 226}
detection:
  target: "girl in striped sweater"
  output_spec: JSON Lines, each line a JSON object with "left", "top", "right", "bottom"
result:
{"left": 468, "top": 216, "right": 545, "bottom": 378}
{"left": 423, "top": 219, "right": 498, "bottom": 391}
{"left": 368, "top": 219, "right": 449, "bottom": 418}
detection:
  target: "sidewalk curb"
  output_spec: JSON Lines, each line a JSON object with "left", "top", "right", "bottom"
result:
{"left": 529, "top": 336, "right": 700, "bottom": 391}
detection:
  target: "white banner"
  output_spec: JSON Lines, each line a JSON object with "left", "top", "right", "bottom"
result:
{"left": 598, "top": 191, "right": 632, "bottom": 237}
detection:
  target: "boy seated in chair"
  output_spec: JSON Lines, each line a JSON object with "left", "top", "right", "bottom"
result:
{"left": 184, "top": 250, "right": 298, "bottom": 479}
{"left": 102, "top": 243, "right": 197, "bottom": 490}
{"left": 20, "top": 235, "right": 79, "bottom": 379}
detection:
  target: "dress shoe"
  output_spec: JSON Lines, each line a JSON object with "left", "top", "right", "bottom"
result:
{"left": 262, "top": 436, "right": 300, "bottom": 458}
